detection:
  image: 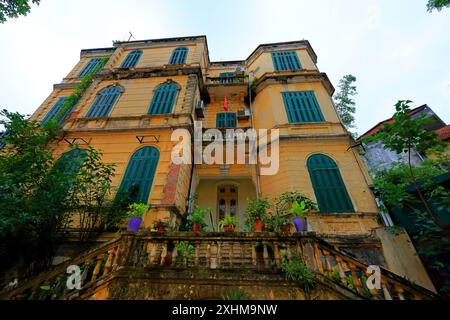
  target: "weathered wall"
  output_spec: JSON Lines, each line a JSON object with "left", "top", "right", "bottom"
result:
{"left": 375, "top": 227, "right": 436, "bottom": 293}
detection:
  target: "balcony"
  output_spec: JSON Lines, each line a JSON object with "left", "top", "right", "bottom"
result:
{"left": 0, "top": 232, "right": 437, "bottom": 300}
{"left": 205, "top": 75, "right": 248, "bottom": 100}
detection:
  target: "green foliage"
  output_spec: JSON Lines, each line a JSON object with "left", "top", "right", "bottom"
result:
{"left": 290, "top": 200, "right": 309, "bottom": 218}
{"left": 372, "top": 160, "right": 446, "bottom": 208}
{"left": 191, "top": 205, "right": 209, "bottom": 226}
{"left": 218, "top": 214, "right": 238, "bottom": 229}
{"left": 427, "top": 0, "right": 450, "bottom": 11}
{"left": 245, "top": 197, "right": 270, "bottom": 228}
{"left": 265, "top": 214, "right": 291, "bottom": 232}
{"left": 0, "top": 0, "right": 40, "bottom": 23}
{"left": 333, "top": 74, "right": 357, "bottom": 130}
{"left": 177, "top": 241, "right": 195, "bottom": 259}
{"left": 367, "top": 100, "right": 446, "bottom": 156}
{"left": 274, "top": 191, "right": 318, "bottom": 215}
{"left": 51, "top": 57, "right": 109, "bottom": 126}
{"left": 127, "top": 203, "right": 149, "bottom": 218}
{"left": 0, "top": 110, "right": 117, "bottom": 272}
{"left": 222, "top": 288, "right": 250, "bottom": 300}
{"left": 281, "top": 253, "right": 316, "bottom": 296}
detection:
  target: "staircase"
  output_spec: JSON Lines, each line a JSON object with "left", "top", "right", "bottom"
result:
{"left": 0, "top": 232, "right": 438, "bottom": 300}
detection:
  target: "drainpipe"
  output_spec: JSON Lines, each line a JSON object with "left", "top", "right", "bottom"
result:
{"left": 248, "top": 71, "right": 261, "bottom": 198}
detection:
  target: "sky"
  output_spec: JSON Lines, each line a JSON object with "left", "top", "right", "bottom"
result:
{"left": 0, "top": 0, "right": 449, "bottom": 135}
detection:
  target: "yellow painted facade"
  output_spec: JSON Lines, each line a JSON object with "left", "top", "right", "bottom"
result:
{"left": 23, "top": 35, "right": 436, "bottom": 293}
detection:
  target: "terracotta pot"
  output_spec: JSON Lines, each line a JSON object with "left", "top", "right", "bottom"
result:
{"left": 193, "top": 223, "right": 202, "bottom": 232}
{"left": 253, "top": 218, "right": 262, "bottom": 233}
{"left": 157, "top": 225, "right": 165, "bottom": 234}
{"left": 281, "top": 225, "right": 291, "bottom": 233}
{"left": 223, "top": 225, "right": 235, "bottom": 232}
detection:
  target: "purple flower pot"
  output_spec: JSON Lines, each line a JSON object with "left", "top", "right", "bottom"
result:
{"left": 127, "top": 217, "right": 142, "bottom": 232}
{"left": 292, "top": 217, "right": 307, "bottom": 232}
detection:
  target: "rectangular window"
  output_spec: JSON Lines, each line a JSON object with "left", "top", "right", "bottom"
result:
{"left": 216, "top": 113, "right": 237, "bottom": 128}
{"left": 272, "top": 51, "right": 302, "bottom": 71}
{"left": 282, "top": 91, "right": 325, "bottom": 123}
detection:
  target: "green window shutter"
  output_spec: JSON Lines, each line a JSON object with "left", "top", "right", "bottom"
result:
{"left": 55, "top": 148, "right": 87, "bottom": 175}
{"left": 216, "top": 113, "right": 236, "bottom": 128}
{"left": 219, "top": 72, "right": 236, "bottom": 78}
{"left": 272, "top": 51, "right": 302, "bottom": 71}
{"left": 120, "top": 50, "right": 142, "bottom": 68}
{"left": 118, "top": 146, "right": 160, "bottom": 204}
{"left": 148, "top": 83, "right": 179, "bottom": 115}
{"left": 79, "top": 58, "right": 101, "bottom": 77}
{"left": 307, "top": 154, "right": 354, "bottom": 213}
{"left": 41, "top": 97, "right": 68, "bottom": 125}
{"left": 86, "top": 85, "right": 121, "bottom": 118}
{"left": 169, "top": 47, "right": 189, "bottom": 64}
{"left": 282, "top": 91, "right": 324, "bottom": 123}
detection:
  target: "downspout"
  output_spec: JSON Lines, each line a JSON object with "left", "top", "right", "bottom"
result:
{"left": 248, "top": 71, "right": 261, "bottom": 197}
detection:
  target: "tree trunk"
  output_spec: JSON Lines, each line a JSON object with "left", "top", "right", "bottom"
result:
{"left": 407, "top": 148, "right": 441, "bottom": 226}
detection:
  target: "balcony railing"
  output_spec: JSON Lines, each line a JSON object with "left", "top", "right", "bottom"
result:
{"left": 0, "top": 232, "right": 437, "bottom": 300}
{"left": 206, "top": 76, "right": 248, "bottom": 86}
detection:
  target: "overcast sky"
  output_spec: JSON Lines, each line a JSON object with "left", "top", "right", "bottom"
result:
{"left": 0, "top": 0, "right": 449, "bottom": 135}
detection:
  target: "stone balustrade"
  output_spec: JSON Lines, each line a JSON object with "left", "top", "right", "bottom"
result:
{"left": 0, "top": 232, "right": 437, "bottom": 300}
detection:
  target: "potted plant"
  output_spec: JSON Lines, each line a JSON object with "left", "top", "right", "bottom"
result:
{"left": 219, "top": 214, "right": 238, "bottom": 232}
{"left": 290, "top": 200, "right": 309, "bottom": 232}
{"left": 191, "top": 206, "right": 208, "bottom": 232}
{"left": 126, "top": 203, "right": 150, "bottom": 232}
{"left": 279, "top": 216, "right": 292, "bottom": 233}
{"left": 245, "top": 198, "right": 270, "bottom": 233}
{"left": 153, "top": 219, "right": 169, "bottom": 234}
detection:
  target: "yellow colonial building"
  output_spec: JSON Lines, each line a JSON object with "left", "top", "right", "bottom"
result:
{"left": 13, "top": 35, "right": 436, "bottom": 300}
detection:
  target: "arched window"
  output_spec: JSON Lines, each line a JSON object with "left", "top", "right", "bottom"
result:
{"left": 56, "top": 148, "right": 87, "bottom": 175}
{"left": 148, "top": 83, "right": 179, "bottom": 115}
{"left": 41, "top": 96, "right": 69, "bottom": 125}
{"left": 168, "top": 47, "right": 188, "bottom": 64}
{"left": 86, "top": 85, "right": 122, "bottom": 118}
{"left": 118, "top": 146, "right": 160, "bottom": 204}
{"left": 79, "top": 58, "right": 102, "bottom": 77}
{"left": 307, "top": 154, "right": 354, "bottom": 213}
{"left": 120, "top": 50, "right": 142, "bottom": 68}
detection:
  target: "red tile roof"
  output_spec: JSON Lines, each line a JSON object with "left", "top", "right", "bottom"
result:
{"left": 436, "top": 125, "right": 450, "bottom": 141}
{"left": 358, "top": 105, "right": 428, "bottom": 140}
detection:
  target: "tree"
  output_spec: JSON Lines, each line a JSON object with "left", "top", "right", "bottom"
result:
{"left": 333, "top": 74, "right": 357, "bottom": 132}
{"left": 427, "top": 0, "right": 450, "bottom": 11}
{"left": 0, "top": 0, "right": 40, "bottom": 23}
{"left": 368, "top": 100, "right": 446, "bottom": 223}
{"left": 0, "top": 110, "right": 120, "bottom": 276}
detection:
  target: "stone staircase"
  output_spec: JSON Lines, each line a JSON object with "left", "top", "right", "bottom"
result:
{"left": 0, "top": 232, "right": 438, "bottom": 300}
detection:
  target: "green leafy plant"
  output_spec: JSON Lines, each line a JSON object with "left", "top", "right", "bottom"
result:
{"left": 191, "top": 206, "right": 208, "bottom": 226}
{"left": 218, "top": 215, "right": 238, "bottom": 229}
{"left": 222, "top": 288, "right": 250, "bottom": 300}
{"left": 290, "top": 200, "right": 309, "bottom": 218}
{"left": 274, "top": 191, "right": 318, "bottom": 215}
{"left": 0, "top": 0, "right": 40, "bottom": 23}
{"left": 281, "top": 253, "right": 316, "bottom": 298}
{"left": 127, "top": 203, "right": 149, "bottom": 218}
{"left": 427, "top": 0, "right": 450, "bottom": 12}
{"left": 245, "top": 197, "right": 270, "bottom": 229}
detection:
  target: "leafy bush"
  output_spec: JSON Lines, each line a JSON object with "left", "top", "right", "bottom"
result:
{"left": 127, "top": 203, "right": 150, "bottom": 218}
{"left": 218, "top": 215, "right": 238, "bottom": 229}
{"left": 281, "top": 253, "right": 316, "bottom": 297}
